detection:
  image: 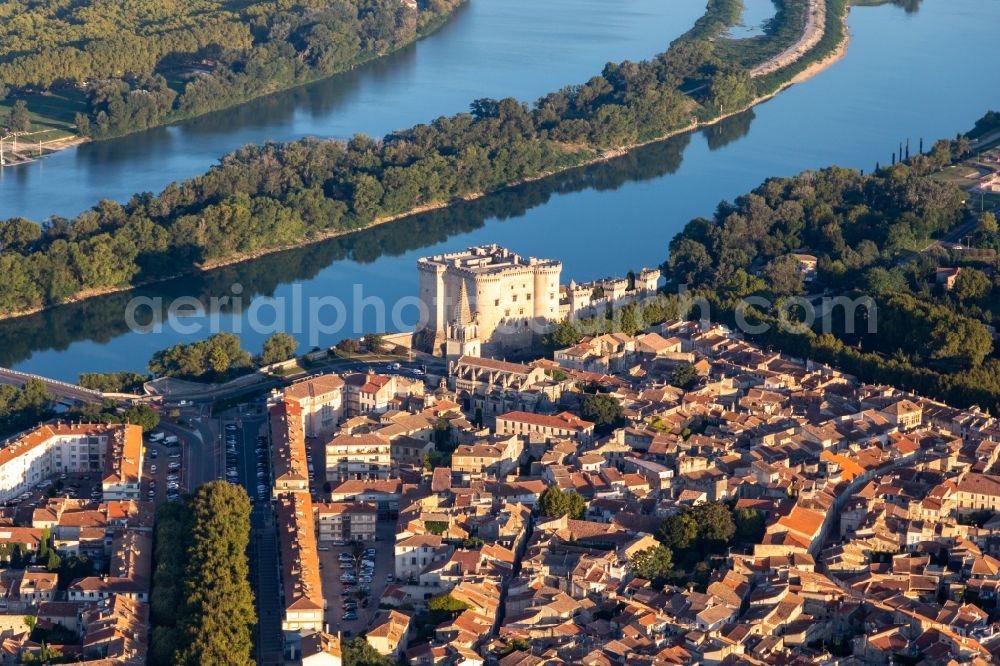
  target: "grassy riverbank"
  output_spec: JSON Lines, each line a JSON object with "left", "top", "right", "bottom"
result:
{"left": 0, "top": 0, "right": 861, "bottom": 322}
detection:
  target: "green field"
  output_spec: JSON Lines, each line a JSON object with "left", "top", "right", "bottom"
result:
{"left": 0, "top": 88, "right": 84, "bottom": 141}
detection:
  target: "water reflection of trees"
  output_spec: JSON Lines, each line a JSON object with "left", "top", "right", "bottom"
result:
{"left": 0, "top": 127, "right": 702, "bottom": 368}
{"left": 701, "top": 109, "right": 756, "bottom": 151}
{"left": 891, "top": 0, "right": 922, "bottom": 14}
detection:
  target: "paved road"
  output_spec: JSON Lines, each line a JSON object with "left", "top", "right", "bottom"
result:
{"left": 0, "top": 367, "right": 104, "bottom": 405}
{"left": 158, "top": 411, "right": 219, "bottom": 491}
{"left": 231, "top": 416, "right": 283, "bottom": 665}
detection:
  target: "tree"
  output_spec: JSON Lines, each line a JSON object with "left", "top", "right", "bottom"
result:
{"left": 5, "top": 99, "right": 30, "bottom": 132}
{"left": 79, "top": 371, "right": 147, "bottom": 393}
{"left": 56, "top": 555, "right": 94, "bottom": 590}
{"left": 260, "top": 333, "right": 298, "bottom": 365}
{"left": 122, "top": 404, "right": 160, "bottom": 432}
{"left": 149, "top": 333, "right": 252, "bottom": 381}
{"left": 364, "top": 333, "right": 387, "bottom": 354}
{"left": 336, "top": 338, "right": 361, "bottom": 354}
{"left": 669, "top": 363, "right": 698, "bottom": 390}
{"left": 658, "top": 511, "right": 698, "bottom": 551}
{"left": 538, "top": 487, "right": 586, "bottom": 519}
{"left": 980, "top": 211, "right": 999, "bottom": 235}
{"left": 733, "top": 507, "right": 765, "bottom": 544}
{"left": 427, "top": 593, "right": 471, "bottom": 613}
{"left": 763, "top": 255, "right": 805, "bottom": 296}
{"left": 342, "top": 636, "right": 394, "bottom": 666}
{"left": 951, "top": 268, "right": 991, "bottom": 302}
{"left": 498, "top": 638, "right": 532, "bottom": 656}
{"left": 618, "top": 302, "right": 642, "bottom": 336}
{"left": 580, "top": 393, "right": 624, "bottom": 435}
{"left": 630, "top": 545, "right": 674, "bottom": 583}
{"left": 865, "top": 267, "right": 908, "bottom": 295}
{"left": 543, "top": 319, "right": 584, "bottom": 349}
{"left": 693, "top": 502, "right": 736, "bottom": 544}
{"left": 174, "top": 481, "right": 255, "bottom": 666}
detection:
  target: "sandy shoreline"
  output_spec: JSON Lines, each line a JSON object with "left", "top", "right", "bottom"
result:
{"left": 0, "top": 135, "right": 88, "bottom": 167}
{"left": 0, "top": 3, "right": 854, "bottom": 323}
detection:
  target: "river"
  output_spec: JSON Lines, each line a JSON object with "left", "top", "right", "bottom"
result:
{"left": 0, "top": 0, "right": 705, "bottom": 221}
{"left": 2, "top": 0, "right": 999, "bottom": 381}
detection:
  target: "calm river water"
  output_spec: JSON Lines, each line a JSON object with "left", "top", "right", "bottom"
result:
{"left": 2, "top": 0, "right": 998, "bottom": 381}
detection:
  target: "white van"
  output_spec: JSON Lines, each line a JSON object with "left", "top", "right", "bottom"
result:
{"left": 163, "top": 435, "right": 179, "bottom": 445}
{"left": 148, "top": 432, "right": 165, "bottom": 443}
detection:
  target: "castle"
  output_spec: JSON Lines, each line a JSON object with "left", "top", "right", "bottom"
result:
{"left": 416, "top": 245, "right": 661, "bottom": 358}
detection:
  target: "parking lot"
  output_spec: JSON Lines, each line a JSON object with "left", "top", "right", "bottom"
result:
{"left": 305, "top": 434, "right": 324, "bottom": 500}
{"left": 6, "top": 472, "right": 104, "bottom": 521}
{"left": 142, "top": 435, "right": 186, "bottom": 505}
{"left": 319, "top": 521, "right": 396, "bottom": 638}
{"left": 221, "top": 419, "right": 271, "bottom": 504}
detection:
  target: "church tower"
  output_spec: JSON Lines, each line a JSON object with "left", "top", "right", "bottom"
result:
{"left": 445, "top": 280, "right": 481, "bottom": 361}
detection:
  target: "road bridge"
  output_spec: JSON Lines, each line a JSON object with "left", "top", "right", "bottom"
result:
{"left": 0, "top": 367, "right": 107, "bottom": 406}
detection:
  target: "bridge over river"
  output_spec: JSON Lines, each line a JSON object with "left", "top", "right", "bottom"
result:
{"left": 0, "top": 367, "right": 126, "bottom": 406}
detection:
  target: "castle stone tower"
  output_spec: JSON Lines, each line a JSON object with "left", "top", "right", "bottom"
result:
{"left": 417, "top": 245, "right": 562, "bottom": 356}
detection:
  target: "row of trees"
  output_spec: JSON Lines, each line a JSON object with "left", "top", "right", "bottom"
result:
{"left": 79, "top": 332, "right": 298, "bottom": 387}
{"left": 1, "top": 0, "right": 465, "bottom": 139}
{"left": 149, "top": 333, "right": 254, "bottom": 381}
{"left": 78, "top": 371, "right": 148, "bottom": 393}
{"left": 150, "top": 481, "right": 255, "bottom": 666}
{"left": 0, "top": 0, "right": 759, "bottom": 319}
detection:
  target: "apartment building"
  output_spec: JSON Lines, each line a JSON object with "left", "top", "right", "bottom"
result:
{"left": 954, "top": 473, "right": 1000, "bottom": 513}
{"left": 343, "top": 372, "right": 398, "bottom": 416}
{"left": 315, "top": 501, "right": 377, "bottom": 543}
{"left": 0, "top": 423, "right": 142, "bottom": 503}
{"left": 394, "top": 534, "right": 453, "bottom": 582}
{"left": 283, "top": 374, "right": 346, "bottom": 438}
{"left": 68, "top": 529, "right": 152, "bottom": 603}
{"left": 271, "top": 401, "right": 310, "bottom": 494}
{"left": 276, "top": 492, "right": 324, "bottom": 635}
{"left": 495, "top": 411, "right": 595, "bottom": 444}
{"left": 451, "top": 436, "right": 522, "bottom": 479}
{"left": 329, "top": 479, "right": 404, "bottom": 517}
{"left": 324, "top": 432, "right": 392, "bottom": 482}
{"left": 366, "top": 609, "right": 412, "bottom": 658}
{"left": 101, "top": 426, "right": 144, "bottom": 501}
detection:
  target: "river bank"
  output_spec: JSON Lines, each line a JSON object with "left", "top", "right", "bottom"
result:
{"left": 0, "top": 2, "right": 468, "bottom": 166}
{"left": 0, "top": 0, "right": 854, "bottom": 323}
{"left": 0, "top": 134, "right": 88, "bottom": 167}
{"left": 10, "top": 0, "right": 999, "bottom": 381}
